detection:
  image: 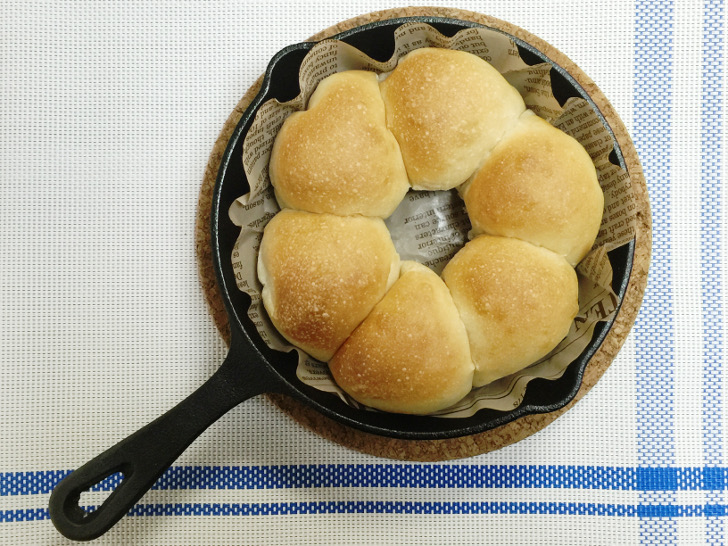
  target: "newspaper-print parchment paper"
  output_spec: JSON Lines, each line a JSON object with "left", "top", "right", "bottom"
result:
{"left": 228, "top": 23, "right": 639, "bottom": 416}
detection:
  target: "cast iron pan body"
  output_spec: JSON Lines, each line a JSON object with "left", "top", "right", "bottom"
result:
{"left": 49, "top": 17, "right": 634, "bottom": 541}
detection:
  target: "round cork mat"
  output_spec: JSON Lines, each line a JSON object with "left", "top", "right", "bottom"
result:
{"left": 195, "top": 7, "right": 651, "bottom": 462}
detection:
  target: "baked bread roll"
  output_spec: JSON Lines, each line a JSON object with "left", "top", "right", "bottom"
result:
{"left": 253, "top": 47, "right": 609, "bottom": 414}
{"left": 379, "top": 47, "right": 525, "bottom": 191}
{"left": 460, "top": 111, "right": 604, "bottom": 265}
{"left": 269, "top": 70, "right": 410, "bottom": 218}
{"left": 329, "top": 261, "right": 474, "bottom": 414}
{"left": 258, "top": 209, "right": 400, "bottom": 362}
{"left": 442, "top": 235, "right": 579, "bottom": 387}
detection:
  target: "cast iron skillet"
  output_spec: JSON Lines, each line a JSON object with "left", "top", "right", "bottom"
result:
{"left": 49, "top": 16, "right": 634, "bottom": 541}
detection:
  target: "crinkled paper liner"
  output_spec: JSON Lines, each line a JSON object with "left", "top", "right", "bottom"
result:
{"left": 227, "top": 22, "right": 639, "bottom": 418}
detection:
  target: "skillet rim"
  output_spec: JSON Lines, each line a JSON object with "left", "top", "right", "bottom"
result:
{"left": 208, "top": 15, "right": 636, "bottom": 440}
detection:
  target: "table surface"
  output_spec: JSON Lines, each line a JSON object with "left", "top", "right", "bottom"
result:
{"left": 1, "top": 1, "right": 724, "bottom": 544}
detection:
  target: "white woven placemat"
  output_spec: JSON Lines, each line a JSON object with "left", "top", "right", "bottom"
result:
{"left": 1, "top": 1, "right": 724, "bottom": 544}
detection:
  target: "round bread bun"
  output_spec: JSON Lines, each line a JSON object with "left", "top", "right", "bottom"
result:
{"left": 329, "top": 261, "right": 475, "bottom": 415}
{"left": 257, "top": 209, "right": 400, "bottom": 362}
{"left": 379, "top": 47, "right": 525, "bottom": 191}
{"left": 442, "top": 235, "right": 579, "bottom": 387}
{"left": 460, "top": 111, "right": 604, "bottom": 266}
{"left": 269, "top": 70, "right": 410, "bottom": 218}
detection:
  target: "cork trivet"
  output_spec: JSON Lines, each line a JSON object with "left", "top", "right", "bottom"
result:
{"left": 195, "top": 7, "right": 651, "bottom": 462}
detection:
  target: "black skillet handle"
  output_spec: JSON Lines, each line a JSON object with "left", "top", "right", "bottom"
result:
{"left": 49, "top": 335, "right": 282, "bottom": 541}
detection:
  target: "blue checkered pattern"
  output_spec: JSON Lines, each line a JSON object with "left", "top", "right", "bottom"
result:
{"left": 1, "top": 1, "right": 726, "bottom": 544}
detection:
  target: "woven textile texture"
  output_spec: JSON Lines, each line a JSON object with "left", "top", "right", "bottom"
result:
{"left": 1, "top": 1, "right": 725, "bottom": 544}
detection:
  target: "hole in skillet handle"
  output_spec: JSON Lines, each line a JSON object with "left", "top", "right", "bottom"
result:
{"left": 214, "top": 17, "right": 636, "bottom": 440}
{"left": 76, "top": 471, "right": 125, "bottom": 516}
{"left": 52, "top": 470, "right": 128, "bottom": 532}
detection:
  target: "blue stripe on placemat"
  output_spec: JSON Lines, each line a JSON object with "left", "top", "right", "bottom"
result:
{"left": 7, "top": 500, "right": 728, "bottom": 523}
{"left": 633, "top": 0, "right": 676, "bottom": 465}
{"left": 3, "top": 465, "right": 728, "bottom": 495}
{"left": 0, "top": 466, "right": 629, "bottom": 494}
{"left": 151, "top": 464, "right": 635, "bottom": 490}
{"left": 2, "top": 466, "right": 727, "bottom": 523}
{"left": 634, "top": 0, "right": 676, "bottom": 543}
{"left": 701, "top": 0, "right": 725, "bottom": 544}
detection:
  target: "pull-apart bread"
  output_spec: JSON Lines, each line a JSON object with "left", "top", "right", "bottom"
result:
{"left": 256, "top": 47, "right": 605, "bottom": 415}
{"left": 257, "top": 210, "right": 400, "bottom": 362}
{"left": 460, "top": 111, "right": 604, "bottom": 265}
{"left": 269, "top": 70, "right": 409, "bottom": 218}
{"left": 442, "top": 235, "right": 579, "bottom": 387}
{"left": 330, "top": 262, "right": 475, "bottom": 414}
{"left": 379, "top": 48, "right": 525, "bottom": 191}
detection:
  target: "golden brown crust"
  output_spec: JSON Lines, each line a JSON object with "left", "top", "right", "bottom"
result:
{"left": 329, "top": 261, "right": 474, "bottom": 414}
{"left": 258, "top": 210, "right": 400, "bottom": 361}
{"left": 269, "top": 71, "right": 410, "bottom": 218}
{"left": 461, "top": 111, "right": 604, "bottom": 265}
{"left": 442, "top": 235, "right": 579, "bottom": 387}
{"left": 380, "top": 47, "right": 525, "bottom": 191}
